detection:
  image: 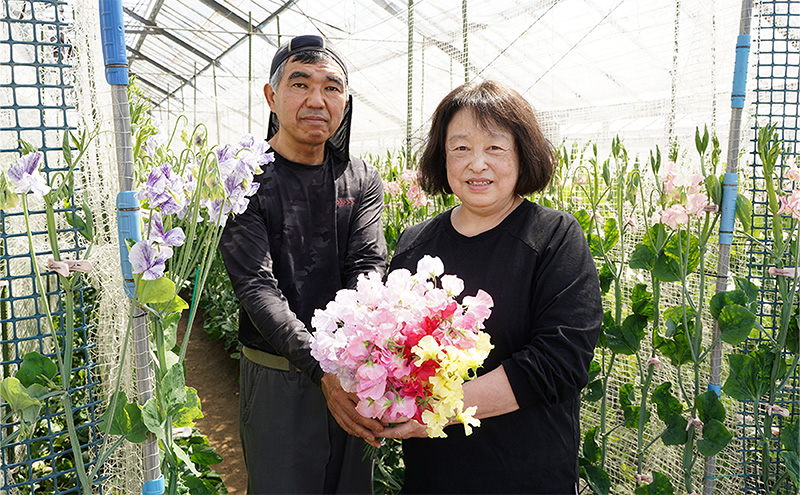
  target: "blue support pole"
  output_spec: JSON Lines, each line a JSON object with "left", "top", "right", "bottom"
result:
{"left": 99, "top": 1, "right": 164, "bottom": 494}
{"left": 703, "top": 2, "right": 753, "bottom": 494}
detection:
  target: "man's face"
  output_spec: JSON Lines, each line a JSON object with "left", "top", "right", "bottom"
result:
{"left": 265, "top": 58, "right": 348, "bottom": 150}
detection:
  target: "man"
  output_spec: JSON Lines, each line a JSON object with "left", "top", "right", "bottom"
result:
{"left": 220, "top": 35, "right": 387, "bottom": 494}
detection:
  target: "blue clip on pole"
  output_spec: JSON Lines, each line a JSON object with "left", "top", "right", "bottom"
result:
{"left": 99, "top": 0, "right": 129, "bottom": 86}
{"left": 116, "top": 191, "right": 142, "bottom": 298}
{"left": 142, "top": 476, "right": 165, "bottom": 495}
{"left": 731, "top": 34, "right": 750, "bottom": 109}
{"left": 707, "top": 383, "right": 722, "bottom": 398}
{"left": 719, "top": 173, "right": 738, "bottom": 246}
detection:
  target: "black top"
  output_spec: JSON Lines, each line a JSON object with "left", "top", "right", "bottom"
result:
{"left": 389, "top": 200, "right": 602, "bottom": 494}
{"left": 219, "top": 143, "right": 387, "bottom": 384}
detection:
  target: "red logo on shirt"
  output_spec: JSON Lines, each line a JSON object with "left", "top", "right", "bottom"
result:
{"left": 337, "top": 199, "right": 355, "bottom": 207}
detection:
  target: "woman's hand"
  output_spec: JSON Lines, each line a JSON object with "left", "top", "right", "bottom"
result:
{"left": 376, "top": 418, "right": 428, "bottom": 439}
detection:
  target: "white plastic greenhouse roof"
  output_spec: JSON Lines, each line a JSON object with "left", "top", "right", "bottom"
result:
{"left": 121, "top": 0, "right": 752, "bottom": 158}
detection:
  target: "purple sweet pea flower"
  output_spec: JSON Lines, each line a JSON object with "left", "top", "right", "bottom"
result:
{"left": 129, "top": 240, "right": 172, "bottom": 280}
{"left": 142, "top": 122, "right": 167, "bottom": 158}
{"left": 145, "top": 211, "right": 186, "bottom": 247}
{"left": 7, "top": 151, "right": 51, "bottom": 199}
{"left": 215, "top": 144, "right": 238, "bottom": 177}
{"left": 135, "top": 163, "right": 186, "bottom": 216}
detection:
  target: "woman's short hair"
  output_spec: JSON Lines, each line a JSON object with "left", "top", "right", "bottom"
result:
{"left": 418, "top": 80, "right": 555, "bottom": 196}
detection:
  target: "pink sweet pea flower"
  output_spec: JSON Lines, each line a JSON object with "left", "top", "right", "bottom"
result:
{"left": 48, "top": 259, "right": 70, "bottom": 277}
{"left": 786, "top": 156, "right": 800, "bottom": 182}
{"left": 635, "top": 473, "right": 652, "bottom": 485}
{"left": 768, "top": 267, "right": 799, "bottom": 278}
{"left": 768, "top": 404, "right": 790, "bottom": 417}
{"left": 686, "top": 416, "right": 704, "bottom": 433}
{"left": 660, "top": 204, "right": 689, "bottom": 229}
{"left": 778, "top": 191, "right": 800, "bottom": 219}
{"left": 685, "top": 192, "right": 709, "bottom": 215}
{"left": 645, "top": 356, "right": 664, "bottom": 371}
{"left": 383, "top": 180, "right": 402, "bottom": 196}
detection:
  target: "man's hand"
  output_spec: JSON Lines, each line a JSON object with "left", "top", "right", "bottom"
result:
{"left": 320, "top": 372, "right": 384, "bottom": 448}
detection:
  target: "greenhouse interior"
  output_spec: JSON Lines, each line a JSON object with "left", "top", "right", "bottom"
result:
{"left": 1, "top": 0, "right": 800, "bottom": 493}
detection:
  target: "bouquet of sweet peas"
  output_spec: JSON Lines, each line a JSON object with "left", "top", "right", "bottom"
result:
{"left": 311, "top": 255, "right": 494, "bottom": 438}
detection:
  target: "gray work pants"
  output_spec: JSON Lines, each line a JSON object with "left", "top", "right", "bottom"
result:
{"left": 239, "top": 355, "right": 373, "bottom": 494}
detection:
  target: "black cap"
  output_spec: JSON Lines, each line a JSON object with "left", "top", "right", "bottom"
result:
{"left": 267, "top": 35, "right": 352, "bottom": 159}
{"left": 269, "top": 34, "right": 348, "bottom": 83}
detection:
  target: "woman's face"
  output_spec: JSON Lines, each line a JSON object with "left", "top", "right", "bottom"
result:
{"left": 445, "top": 109, "right": 519, "bottom": 217}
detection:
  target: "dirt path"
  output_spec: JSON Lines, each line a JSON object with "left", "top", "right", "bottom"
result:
{"left": 179, "top": 312, "right": 247, "bottom": 493}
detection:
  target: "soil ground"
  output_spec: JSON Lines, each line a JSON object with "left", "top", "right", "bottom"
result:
{"left": 179, "top": 312, "right": 247, "bottom": 494}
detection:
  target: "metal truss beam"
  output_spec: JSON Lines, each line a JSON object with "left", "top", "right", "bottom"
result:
{"left": 127, "top": 45, "right": 193, "bottom": 86}
{"left": 124, "top": 7, "right": 217, "bottom": 65}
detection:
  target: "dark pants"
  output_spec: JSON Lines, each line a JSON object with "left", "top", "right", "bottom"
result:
{"left": 239, "top": 355, "right": 373, "bottom": 494}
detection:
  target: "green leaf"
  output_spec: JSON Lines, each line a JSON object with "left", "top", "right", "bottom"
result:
{"left": 781, "top": 420, "right": 799, "bottom": 454}
{"left": 630, "top": 284, "right": 654, "bottom": 319}
{"left": 733, "top": 276, "right": 759, "bottom": 306}
{"left": 137, "top": 277, "right": 178, "bottom": 304}
{"left": 662, "top": 231, "right": 701, "bottom": 276}
{"left": 705, "top": 174, "right": 721, "bottom": 206}
{"left": 603, "top": 217, "right": 619, "bottom": 251}
{"left": 652, "top": 382, "right": 683, "bottom": 424}
{"left": 163, "top": 363, "right": 188, "bottom": 418}
{"left": 183, "top": 476, "right": 216, "bottom": 495}
{"left": 717, "top": 305, "right": 756, "bottom": 345}
{"left": 697, "top": 419, "right": 732, "bottom": 457}
{"left": 588, "top": 233, "right": 604, "bottom": 258}
{"left": 597, "top": 311, "right": 614, "bottom": 349}
{"left": 598, "top": 262, "right": 614, "bottom": 294}
{"left": 629, "top": 243, "right": 655, "bottom": 271}
{"left": 574, "top": 209, "right": 591, "bottom": 233}
{"left": 582, "top": 426, "right": 602, "bottom": 464}
{"left": 100, "top": 392, "right": 148, "bottom": 443}
{"left": 15, "top": 352, "right": 59, "bottom": 388}
{"left": 173, "top": 443, "right": 201, "bottom": 476}
{"left": 696, "top": 125, "right": 709, "bottom": 155}
{"left": 606, "top": 314, "right": 647, "bottom": 355}
{"left": 723, "top": 350, "right": 777, "bottom": 401}
{"left": 662, "top": 305, "right": 695, "bottom": 339}
{"left": 190, "top": 443, "right": 223, "bottom": 466}
{"left": 80, "top": 200, "right": 94, "bottom": 242}
{"left": 788, "top": 314, "right": 800, "bottom": 355}
{"left": 0, "top": 377, "right": 41, "bottom": 412}
{"left": 779, "top": 452, "right": 799, "bottom": 486}
{"left": 142, "top": 397, "right": 164, "bottom": 438}
{"left": 709, "top": 290, "right": 748, "bottom": 320}
{"left": 619, "top": 383, "right": 648, "bottom": 428}
{"left": 736, "top": 193, "right": 753, "bottom": 233}
{"left": 0, "top": 427, "right": 22, "bottom": 448}
{"left": 162, "top": 294, "right": 189, "bottom": 314}
{"left": 0, "top": 173, "right": 19, "bottom": 210}
{"left": 162, "top": 312, "right": 182, "bottom": 350}
{"left": 696, "top": 390, "right": 725, "bottom": 423}
{"left": 174, "top": 387, "right": 204, "bottom": 427}
{"left": 581, "top": 464, "right": 611, "bottom": 495}
{"left": 652, "top": 382, "right": 687, "bottom": 446}
{"left": 654, "top": 326, "right": 694, "bottom": 367}
{"left": 652, "top": 252, "right": 682, "bottom": 282}
{"left": 634, "top": 471, "right": 674, "bottom": 495}
{"left": 587, "top": 360, "right": 601, "bottom": 382}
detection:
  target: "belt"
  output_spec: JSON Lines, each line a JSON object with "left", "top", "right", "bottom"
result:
{"left": 242, "top": 346, "right": 300, "bottom": 372}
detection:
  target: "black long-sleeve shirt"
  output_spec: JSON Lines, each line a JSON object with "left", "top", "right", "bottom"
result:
{"left": 389, "top": 200, "right": 602, "bottom": 494}
{"left": 220, "top": 144, "right": 387, "bottom": 384}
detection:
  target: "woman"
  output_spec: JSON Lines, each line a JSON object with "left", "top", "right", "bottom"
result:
{"left": 378, "top": 81, "right": 603, "bottom": 494}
